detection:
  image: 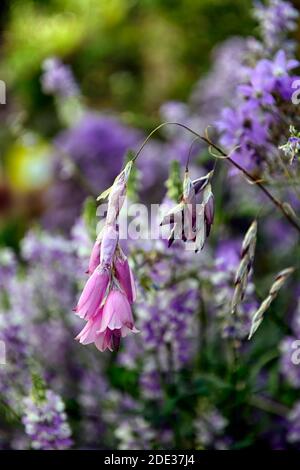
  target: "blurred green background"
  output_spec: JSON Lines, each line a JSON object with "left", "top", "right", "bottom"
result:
{"left": 0, "top": 0, "right": 254, "bottom": 119}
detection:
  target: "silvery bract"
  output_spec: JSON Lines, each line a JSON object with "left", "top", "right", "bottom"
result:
{"left": 231, "top": 220, "right": 257, "bottom": 315}
{"left": 161, "top": 169, "right": 214, "bottom": 251}
{"left": 248, "top": 267, "right": 295, "bottom": 339}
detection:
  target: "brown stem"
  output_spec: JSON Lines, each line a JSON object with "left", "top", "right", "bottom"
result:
{"left": 133, "top": 121, "right": 300, "bottom": 234}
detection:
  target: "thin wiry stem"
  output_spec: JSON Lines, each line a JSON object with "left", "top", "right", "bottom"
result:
{"left": 248, "top": 395, "right": 289, "bottom": 418}
{"left": 132, "top": 121, "right": 300, "bottom": 234}
{"left": 185, "top": 136, "right": 200, "bottom": 171}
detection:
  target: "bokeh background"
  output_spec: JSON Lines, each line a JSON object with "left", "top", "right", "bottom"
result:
{"left": 0, "top": 0, "right": 255, "bottom": 245}
{"left": 0, "top": 0, "right": 300, "bottom": 450}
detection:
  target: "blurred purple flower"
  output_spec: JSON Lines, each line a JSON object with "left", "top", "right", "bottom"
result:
{"left": 253, "top": 0, "right": 299, "bottom": 52}
{"left": 43, "top": 113, "right": 139, "bottom": 231}
{"left": 41, "top": 57, "right": 79, "bottom": 98}
{"left": 22, "top": 390, "right": 73, "bottom": 450}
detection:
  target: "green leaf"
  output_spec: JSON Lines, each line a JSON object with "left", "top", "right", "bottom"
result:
{"left": 82, "top": 196, "right": 97, "bottom": 239}
{"left": 31, "top": 372, "right": 46, "bottom": 404}
{"left": 96, "top": 185, "right": 112, "bottom": 202}
{"left": 165, "top": 160, "right": 182, "bottom": 202}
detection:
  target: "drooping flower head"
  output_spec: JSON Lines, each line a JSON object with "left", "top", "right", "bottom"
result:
{"left": 161, "top": 169, "right": 214, "bottom": 251}
{"left": 74, "top": 161, "right": 138, "bottom": 352}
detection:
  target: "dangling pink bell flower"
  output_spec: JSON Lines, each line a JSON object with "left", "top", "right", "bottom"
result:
{"left": 75, "top": 308, "right": 103, "bottom": 344}
{"left": 98, "top": 288, "right": 139, "bottom": 350}
{"left": 86, "top": 240, "right": 101, "bottom": 275}
{"left": 75, "top": 287, "right": 138, "bottom": 352}
{"left": 114, "top": 253, "right": 136, "bottom": 304}
{"left": 75, "top": 160, "right": 138, "bottom": 352}
{"left": 161, "top": 169, "right": 214, "bottom": 250}
{"left": 94, "top": 328, "right": 122, "bottom": 352}
{"left": 74, "top": 267, "right": 110, "bottom": 320}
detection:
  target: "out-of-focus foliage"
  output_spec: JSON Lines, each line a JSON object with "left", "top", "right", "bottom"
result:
{"left": 1, "top": 0, "right": 253, "bottom": 121}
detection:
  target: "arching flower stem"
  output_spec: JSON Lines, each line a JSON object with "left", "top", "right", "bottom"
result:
{"left": 132, "top": 121, "right": 300, "bottom": 234}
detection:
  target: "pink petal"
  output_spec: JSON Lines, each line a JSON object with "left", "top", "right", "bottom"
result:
{"left": 99, "top": 290, "right": 134, "bottom": 333}
{"left": 75, "top": 309, "right": 103, "bottom": 344}
{"left": 74, "top": 268, "right": 109, "bottom": 320}
{"left": 86, "top": 241, "right": 101, "bottom": 275}
{"left": 95, "top": 329, "right": 113, "bottom": 352}
{"left": 115, "top": 258, "right": 136, "bottom": 303}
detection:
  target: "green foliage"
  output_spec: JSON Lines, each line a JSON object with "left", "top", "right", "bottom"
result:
{"left": 1, "top": 0, "right": 253, "bottom": 121}
{"left": 31, "top": 372, "right": 47, "bottom": 404}
{"left": 82, "top": 196, "right": 97, "bottom": 240}
{"left": 165, "top": 160, "right": 182, "bottom": 202}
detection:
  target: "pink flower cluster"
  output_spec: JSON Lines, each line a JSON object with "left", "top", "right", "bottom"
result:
{"left": 74, "top": 162, "right": 138, "bottom": 352}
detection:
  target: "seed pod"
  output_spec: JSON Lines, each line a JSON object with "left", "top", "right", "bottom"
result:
{"left": 248, "top": 267, "right": 295, "bottom": 339}
{"left": 231, "top": 221, "right": 257, "bottom": 314}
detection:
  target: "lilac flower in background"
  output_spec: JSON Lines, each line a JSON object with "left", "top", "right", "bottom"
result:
{"left": 253, "top": 0, "right": 299, "bottom": 53}
{"left": 140, "top": 363, "right": 163, "bottom": 400}
{"left": 115, "top": 416, "right": 155, "bottom": 450}
{"left": 281, "top": 136, "right": 300, "bottom": 161}
{"left": 215, "top": 240, "right": 241, "bottom": 272}
{"left": 41, "top": 57, "right": 79, "bottom": 98}
{"left": 263, "top": 218, "right": 297, "bottom": 251}
{"left": 160, "top": 38, "right": 249, "bottom": 145}
{"left": 0, "top": 228, "right": 85, "bottom": 416}
{"left": 77, "top": 369, "right": 108, "bottom": 448}
{"left": 216, "top": 54, "right": 299, "bottom": 172}
{"left": 0, "top": 317, "right": 31, "bottom": 410}
{"left": 280, "top": 336, "right": 300, "bottom": 387}
{"left": 216, "top": 102, "right": 270, "bottom": 172}
{"left": 21, "top": 230, "right": 81, "bottom": 315}
{"left": 195, "top": 407, "right": 230, "bottom": 450}
{"left": 291, "top": 295, "right": 300, "bottom": 337}
{"left": 191, "top": 38, "right": 248, "bottom": 117}
{"left": 0, "top": 249, "right": 16, "bottom": 291}
{"left": 115, "top": 227, "right": 203, "bottom": 399}
{"left": 238, "top": 60, "right": 275, "bottom": 106}
{"left": 136, "top": 281, "right": 200, "bottom": 371}
{"left": 279, "top": 126, "right": 300, "bottom": 163}
{"left": 103, "top": 392, "right": 174, "bottom": 450}
{"left": 215, "top": 2, "right": 300, "bottom": 175}
{"left": 22, "top": 390, "right": 72, "bottom": 450}
{"left": 0, "top": 250, "right": 33, "bottom": 410}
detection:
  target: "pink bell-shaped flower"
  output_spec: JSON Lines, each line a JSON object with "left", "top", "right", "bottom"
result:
{"left": 74, "top": 267, "right": 110, "bottom": 320}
